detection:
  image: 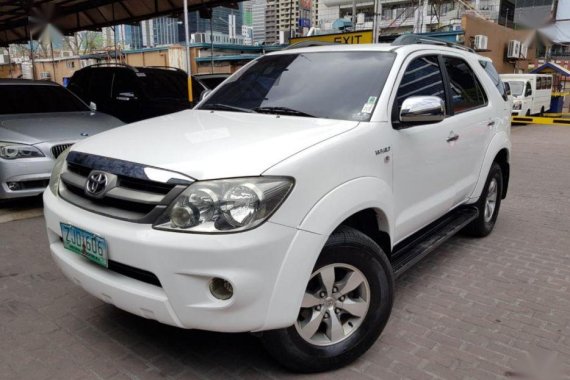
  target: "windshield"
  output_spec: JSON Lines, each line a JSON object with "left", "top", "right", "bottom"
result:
{"left": 199, "top": 51, "right": 395, "bottom": 121}
{"left": 507, "top": 81, "right": 525, "bottom": 97}
{"left": 0, "top": 84, "right": 89, "bottom": 115}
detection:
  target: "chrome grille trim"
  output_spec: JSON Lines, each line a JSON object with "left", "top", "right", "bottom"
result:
{"left": 59, "top": 152, "right": 192, "bottom": 223}
{"left": 51, "top": 143, "right": 74, "bottom": 158}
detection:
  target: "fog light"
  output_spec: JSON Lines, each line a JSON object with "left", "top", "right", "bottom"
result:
{"left": 209, "top": 278, "right": 233, "bottom": 300}
{"left": 7, "top": 182, "right": 21, "bottom": 191}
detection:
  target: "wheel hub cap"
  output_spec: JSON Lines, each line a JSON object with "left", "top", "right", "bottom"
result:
{"left": 295, "top": 263, "right": 370, "bottom": 346}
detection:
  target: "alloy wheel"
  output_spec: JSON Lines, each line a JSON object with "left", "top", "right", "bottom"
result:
{"left": 295, "top": 263, "right": 370, "bottom": 346}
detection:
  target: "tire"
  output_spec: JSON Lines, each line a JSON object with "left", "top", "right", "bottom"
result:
{"left": 525, "top": 109, "right": 531, "bottom": 116}
{"left": 540, "top": 106, "right": 545, "bottom": 116}
{"left": 463, "top": 162, "right": 503, "bottom": 237}
{"left": 261, "top": 226, "right": 394, "bottom": 373}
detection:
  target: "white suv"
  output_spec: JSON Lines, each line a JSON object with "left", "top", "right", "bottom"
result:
{"left": 44, "top": 37, "right": 511, "bottom": 372}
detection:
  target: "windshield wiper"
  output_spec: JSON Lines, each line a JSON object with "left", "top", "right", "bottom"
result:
{"left": 200, "top": 103, "right": 256, "bottom": 113}
{"left": 254, "top": 106, "right": 315, "bottom": 118}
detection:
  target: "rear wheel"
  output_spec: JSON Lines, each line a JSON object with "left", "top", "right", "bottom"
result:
{"left": 261, "top": 226, "right": 394, "bottom": 372}
{"left": 463, "top": 163, "right": 503, "bottom": 237}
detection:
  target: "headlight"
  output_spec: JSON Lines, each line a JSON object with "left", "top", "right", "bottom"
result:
{"left": 0, "top": 142, "right": 44, "bottom": 159}
{"left": 154, "top": 177, "right": 294, "bottom": 233}
{"left": 48, "top": 149, "right": 70, "bottom": 196}
{"left": 513, "top": 102, "right": 522, "bottom": 110}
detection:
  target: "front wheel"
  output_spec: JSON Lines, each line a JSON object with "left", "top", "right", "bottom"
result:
{"left": 261, "top": 226, "right": 394, "bottom": 372}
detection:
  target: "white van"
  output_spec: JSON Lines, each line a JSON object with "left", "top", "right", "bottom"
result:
{"left": 501, "top": 74, "right": 552, "bottom": 116}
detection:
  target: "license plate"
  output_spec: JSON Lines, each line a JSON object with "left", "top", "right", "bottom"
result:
{"left": 60, "top": 223, "right": 108, "bottom": 267}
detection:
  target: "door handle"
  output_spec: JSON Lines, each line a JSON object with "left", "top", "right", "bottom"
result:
{"left": 487, "top": 121, "right": 495, "bottom": 127}
{"left": 446, "top": 132, "right": 459, "bottom": 142}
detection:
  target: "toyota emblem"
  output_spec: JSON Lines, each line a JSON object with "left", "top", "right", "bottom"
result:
{"left": 85, "top": 171, "right": 109, "bottom": 196}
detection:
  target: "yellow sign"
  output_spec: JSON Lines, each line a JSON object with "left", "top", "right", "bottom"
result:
{"left": 290, "top": 30, "right": 373, "bottom": 45}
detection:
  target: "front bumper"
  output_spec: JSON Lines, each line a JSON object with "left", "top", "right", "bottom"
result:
{"left": 0, "top": 157, "right": 54, "bottom": 199}
{"left": 43, "top": 189, "right": 325, "bottom": 332}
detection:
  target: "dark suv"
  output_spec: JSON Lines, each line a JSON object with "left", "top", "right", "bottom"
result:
{"left": 67, "top": 64, "right": 227, "bottom": 123}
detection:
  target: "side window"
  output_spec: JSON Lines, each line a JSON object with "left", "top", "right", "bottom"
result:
{"left": 88, "top": 69, "right": 114, "bottom": 102}
{"left": 479, "top": 59, "right": 507, "bottom": 101}
{"left": 393, "top": 55, "right": 446, "bottom": 122}
{"left": 525, "top": 82, "right": 532, "bottom": 96}
{"left": 442, "top": 56, "right": 487, "bottom": 113}
{"left": 547, "top": 77, "right": 552, "bottom": 89}
{"left": 537, "top": 77, "right": 543, "bottom": 90}
{"left": 112, "top": 70, "right": 139, "bottom": 99}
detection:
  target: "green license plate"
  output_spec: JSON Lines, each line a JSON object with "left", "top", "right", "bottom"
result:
{"left": 60, "top": 223, "right": 108, "bottom": 267}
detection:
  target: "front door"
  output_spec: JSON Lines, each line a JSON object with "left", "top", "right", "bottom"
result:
{"left": 391, "top": 54, "right": 460, "bottom": 243}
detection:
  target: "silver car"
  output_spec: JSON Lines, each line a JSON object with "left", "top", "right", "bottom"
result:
{"left": 0, "top": 79, "right": 123, "bottom": 199}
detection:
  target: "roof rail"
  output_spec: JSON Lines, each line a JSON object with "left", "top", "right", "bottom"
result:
{"left": 86, "top": 62, "right": 138, "bottom": 72}
{"left": 141, "top": 66, "right": 186, "bottom": 73}
{"left": 391, "top": 34, "right": 475, "bottom": 54}
{"left": 284, "top": 41, "right": 338, "bottom": 50}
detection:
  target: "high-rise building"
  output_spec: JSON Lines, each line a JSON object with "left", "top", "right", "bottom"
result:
{"left": 252, "top": 0, "right": 267, "bottom": 44}
{"left": 141, "top": 17, "right": 179, "bottom": 47}
{"left": 178, "top": 5, "right": 244, "bottom": 42}
{"left": 264, "top": 0, "right": 314, "bottom": 44}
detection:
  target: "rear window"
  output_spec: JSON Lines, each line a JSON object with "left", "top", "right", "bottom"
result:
{"left": 0, "top": 84, "right": 89, "bottom": 114}
{"left": 138, "top": 70, "right": 187, "bottom": 99}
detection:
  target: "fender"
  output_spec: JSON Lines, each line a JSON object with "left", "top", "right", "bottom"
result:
{"left": 260, "top": 177, "right": 393, "bottom": 330}
{"left": 469, "top": 131, "right": 511, "bottom": 202}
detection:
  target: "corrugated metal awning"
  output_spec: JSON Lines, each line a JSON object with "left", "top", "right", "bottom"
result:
{"left": 0, "top": 0, "right": 240, "bottom": 47}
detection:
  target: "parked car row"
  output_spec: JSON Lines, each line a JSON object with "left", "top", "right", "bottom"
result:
{"left": 1, "top": 65, "right": 229, "bottom": 200}
{"left": 67, "top": 64, "right": 228, "bottom": 123}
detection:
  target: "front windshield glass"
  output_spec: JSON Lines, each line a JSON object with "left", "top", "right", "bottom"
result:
{"left": 507, "top": 81, "right": 525, "bottom": 97}
{"left": 0, "top": 84, "right": 89, "bottom": 114}
{"left": 199, "top": 51, "right": 396, "bottom": 121}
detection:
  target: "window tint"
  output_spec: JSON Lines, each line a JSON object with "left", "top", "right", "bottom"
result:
{"left": 138, "top": 69, "right": 187, "bottom": 99}
{"left": 479, "top": 60, "right": 507, "bottom": 100}
{"left": 0, "top": 85, "right": 89, "bottom": 114}
{"left": 201, "top": 52, "right": 396, "bottom": 121}
{"left": 88, "top": 69, "right": 114, "bottom": 101}
{"left": 394, "top": 55, "right": 445, "bottom": 119}
{"left": 525, "top": 82, "right": 532, "bottom": 96}
{"left": 443, "top": 56, "right": 487, "bottom": 113}
{"left": 112, "top": 70, "right": 139, "bottom": 98}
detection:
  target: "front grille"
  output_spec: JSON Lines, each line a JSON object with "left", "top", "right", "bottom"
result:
{"left": 59, "top": 152, "right": 192, "bottom": 223}
{"left": 51, "top": 143, "right": 74, "bottom": 158}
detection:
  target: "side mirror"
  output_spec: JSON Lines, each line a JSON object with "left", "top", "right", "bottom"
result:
{"left": 399, "top": 96, "right": 445, "bottom": 125}
{"left": 89, "top": 102, "right": 97, "bottom": 112}
{"left": 200, "top": 89, "right": 212, "bottom": 101}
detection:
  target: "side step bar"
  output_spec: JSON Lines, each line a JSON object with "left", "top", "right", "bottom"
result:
{"left": 392, "top": 207, "right": 479, "bottom": 277}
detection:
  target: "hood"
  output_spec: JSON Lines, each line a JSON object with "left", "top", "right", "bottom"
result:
{"left": 0, "top": 112, "right": 124, "bottom": 144}
{"left": 71, "top": 109, "right": 359, "bottom": 179}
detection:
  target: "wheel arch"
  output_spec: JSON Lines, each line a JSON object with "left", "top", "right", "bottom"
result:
{"left": 469, "top": 132, "right": 511, "bottom": 202}
{"left": 260, "top": 177, "right": 394, "bottom": 331}
{"left": 494, "top": 148, "right": 510, "bottom": 199}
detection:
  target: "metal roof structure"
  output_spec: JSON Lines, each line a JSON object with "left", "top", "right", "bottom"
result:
{"left": 0, "top": 0, "right": 242, "bottom": 47}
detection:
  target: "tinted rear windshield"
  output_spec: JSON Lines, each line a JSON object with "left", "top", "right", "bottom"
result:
{"left": 138, "top": 70, "right": 187, "bottom": 99}
{"left": 199, "top": 51, "right": 396, "bottom": 121}
{"left": 0, "top": 84, "right": 89, "bottom": 114}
